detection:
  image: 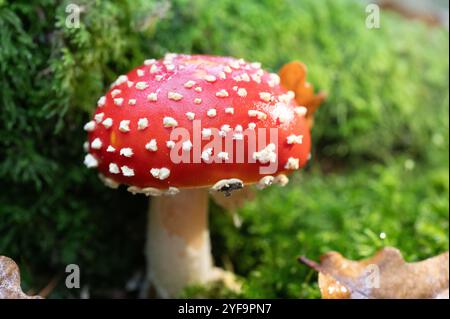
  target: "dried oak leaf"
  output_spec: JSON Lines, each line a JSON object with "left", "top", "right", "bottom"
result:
{"left": 299, "top": 247, "right": 449, "bottom": 299}
{"left": 279, "top": 61, "right": 326, "bottom": 128}
{"left": 0, "top": 256, "right": 42, "bottom": 299}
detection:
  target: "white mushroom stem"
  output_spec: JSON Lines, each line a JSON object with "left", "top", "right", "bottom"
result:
{"left": 146, "top": 188, "right": 215, "bottom": 298}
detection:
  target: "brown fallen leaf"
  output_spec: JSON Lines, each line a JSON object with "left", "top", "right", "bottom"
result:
{"left": 0, "top": 256, "right": 42, "bottom": 299}
{"left": 299, "top": 247, "right": 449, "bottom": 299}
{"left": 278, "top": 61, "right": 326, "bottom": 128}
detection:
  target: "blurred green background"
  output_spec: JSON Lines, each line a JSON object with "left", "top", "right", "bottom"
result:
{"left": 0, "top": 0, "right": 448, "bottom": 298}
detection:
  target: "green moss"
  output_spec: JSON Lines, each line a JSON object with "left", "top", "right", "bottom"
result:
{"left": 190, "top": 159, "right": 449, "bottom": 298}
{"left": 0, "top": 0, "right": 448, "bottom": 298}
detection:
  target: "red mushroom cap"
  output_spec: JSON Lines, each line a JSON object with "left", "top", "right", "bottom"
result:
{"left": 84, "top": 54, "right": 311, "bottom": 193}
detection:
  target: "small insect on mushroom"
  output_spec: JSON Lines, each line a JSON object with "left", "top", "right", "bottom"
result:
{"left": 211, "top": 178, "right": 244, "bottom": 197}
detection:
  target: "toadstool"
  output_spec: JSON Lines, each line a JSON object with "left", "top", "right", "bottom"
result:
{"left": 83, "top": 54, "right": 318, "bottom": 298}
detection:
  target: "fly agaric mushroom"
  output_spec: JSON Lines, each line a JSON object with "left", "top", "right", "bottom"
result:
{"left": 83, "top": 54, "right": 318, "bottom": 298}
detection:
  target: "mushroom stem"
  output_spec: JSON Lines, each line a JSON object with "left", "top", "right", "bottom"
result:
{"left": 146, "top": 188, "right": 213, "bottom": 298}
